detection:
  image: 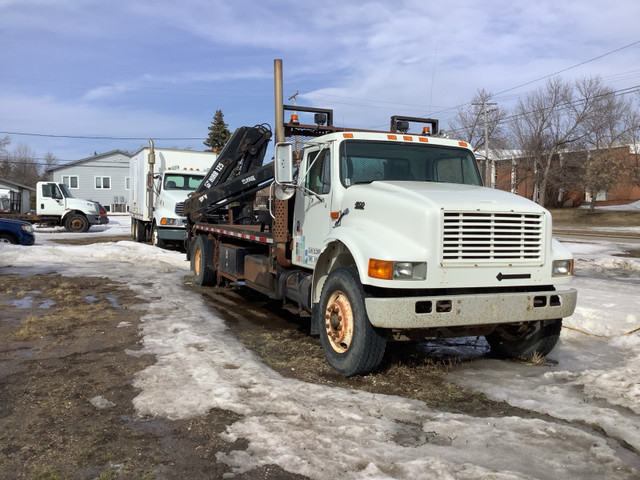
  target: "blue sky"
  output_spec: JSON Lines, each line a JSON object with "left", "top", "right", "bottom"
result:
{"left": 1, "top": 0, "right": 639, "bottom": 164}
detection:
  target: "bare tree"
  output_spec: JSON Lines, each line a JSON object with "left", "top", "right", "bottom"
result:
{"left": 9, "top": 143, "right": 41, "bottom": 187}
{"left": 510, "top": 77, "right": 605, "bottom": 207}
{"left": 448, "top": 89, "right": 509, "bottom": 151}
{"left": 42, "top": 151, "right": 59, "bottom": 180}
{"left": 580, "top": 87, "right": 639, "bottom": 211}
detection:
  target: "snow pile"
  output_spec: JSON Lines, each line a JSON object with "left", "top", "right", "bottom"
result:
{"left": 599, "top": 200, "right": 640, "bottom": 211}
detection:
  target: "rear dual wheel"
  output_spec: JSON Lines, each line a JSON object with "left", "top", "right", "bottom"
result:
{"left": 191, "top": 235, "right": 216, "bottom": 286}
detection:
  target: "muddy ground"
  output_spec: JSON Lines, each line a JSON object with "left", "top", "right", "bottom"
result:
{"left": 1, "top": 215, "right": 638, "bottom": 479}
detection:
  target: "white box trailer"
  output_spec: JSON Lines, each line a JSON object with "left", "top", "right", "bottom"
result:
{"left": 129, "top": 142, "right": 218, "bottom": 248}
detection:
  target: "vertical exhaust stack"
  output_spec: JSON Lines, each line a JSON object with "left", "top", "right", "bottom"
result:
{"left": 273, "top": 59, "right": 292, "bottom": 267}
{"left": 147, "top": 139, "right": 156, "bottom": 226}
{"left": 274, "top": 59, "right": 285, "bottom": 144}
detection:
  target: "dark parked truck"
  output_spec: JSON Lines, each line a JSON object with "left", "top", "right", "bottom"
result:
{"left": 183, "top": 60, "right": 577, "bottom": 376}
{"left": 0, "top": 181, "right": 102, "bottom": 232}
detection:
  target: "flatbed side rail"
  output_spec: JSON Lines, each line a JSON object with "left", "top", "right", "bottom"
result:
{"left": 193, "top": 223, "right": 274, "bottom": 244}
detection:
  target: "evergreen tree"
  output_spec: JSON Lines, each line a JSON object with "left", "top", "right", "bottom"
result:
{"left": 0, "top": 136, "right": 12, "bottom": 179}
{"left": 204, "top": 110, "right": 231, "bottom": 152}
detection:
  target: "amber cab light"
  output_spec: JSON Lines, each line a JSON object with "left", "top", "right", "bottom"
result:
{"left": 368, "top": 259, "right": 394, "bottom": 280}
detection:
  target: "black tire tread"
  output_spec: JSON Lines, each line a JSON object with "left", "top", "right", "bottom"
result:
{"left": 486, "top": 319, "right": 562, "bottom": 359}
{"left": 191, "top": 235, "right": 216, "bottom": 286}
{"left": 318, "top": 267, "right": 386, "bottom": 376}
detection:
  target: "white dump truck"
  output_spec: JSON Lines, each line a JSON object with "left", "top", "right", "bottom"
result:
{"left": 183, "top": 60, "right": 577, "bottom": 376}
{"left": 129, "top": 143, "right": 218, "bottom": 248}
{"left": 0, "top": 181, "right": 102, "bottom": 232}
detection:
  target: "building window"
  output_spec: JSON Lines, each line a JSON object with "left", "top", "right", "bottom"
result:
{"left": 125, "top": 177, "right": 130, "bottom": 190}
{"left": 95, "top": 176, "right": 111, "bottom": 189}
{"left": 62, "top": 175, "right": 79, "bottom": 189}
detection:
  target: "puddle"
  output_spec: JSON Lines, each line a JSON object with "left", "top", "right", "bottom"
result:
{"left": 85, "top": 295, "right": 98, "bottom": 304}
{"left": 11, "top": 296, "right": 34, "bottom": 309}
{"left": 106, "top": 295, "right": 121, "bottom": 309}
{"left": 39, "top": 299, "right": 56, "bottom": 309}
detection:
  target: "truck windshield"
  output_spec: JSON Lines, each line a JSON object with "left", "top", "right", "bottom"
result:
{"left": 59, "top": 184, "right": 74, "bottom": 198}
{"left": 163, "top": 174, "right": 205, "bottom": 191}
{"left": 339, "top": 140, "right": 482, "bottom": 187}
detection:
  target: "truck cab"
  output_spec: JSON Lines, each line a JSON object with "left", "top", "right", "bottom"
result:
{"left": 151, "top": 167, "right": 208, "bottom": 247}
{"left": 37, "top": 182, "right": 101, "bottom": 232}
{"left": 129, "top": 145, "right": 218, "bottom": 248}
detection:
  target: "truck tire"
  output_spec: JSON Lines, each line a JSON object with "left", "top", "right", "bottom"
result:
{"left": 191, "top": 235, "right": 216, "bottom": 286}
{"left": 486, "top": 319, "right": 563, "bottom": 359}
{"left": 132, "top": 219, "right": 145, "bottom": 242}
{"left": 151, "top": 224, "right": 166, "bottom": 249}
{"left": 64, "top": 214, "right": 89, "bottom": 233}
{"left": 317, "top": 267, "right": 387, "bottom": 376}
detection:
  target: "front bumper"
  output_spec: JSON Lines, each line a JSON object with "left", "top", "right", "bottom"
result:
{"left": 87, "top": 215, "right": 101, "bottom": 225}
{"left": 18, "top": 232, "right": 36, "bottom": 246}
{"left": 365, "top": 288, "right": 577, "bottom": 329}
{"left": 158, "top": 227, "right": 186, "bottom": 241}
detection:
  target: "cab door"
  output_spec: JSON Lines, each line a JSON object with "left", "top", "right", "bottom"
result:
{"left": 292, "top": 146, "right": 333, "bottom": 267}
{"left": 38, "top": 183, "right": 66, "bottom": 216}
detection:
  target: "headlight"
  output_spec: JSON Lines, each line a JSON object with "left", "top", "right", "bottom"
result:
{"left": 552, "top": 259, "right": 573, "bottom": 277}
{"left": 160, "top": 217, "right": 178, "bottom": 226}
{"left": 368, "top": 259, "right": 427, "bottom": 280}
{"left": 21, "top": 224, "right": 34, "bottom": 233}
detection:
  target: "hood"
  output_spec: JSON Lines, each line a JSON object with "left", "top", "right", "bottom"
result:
{"left": 344, "top": 181, "right": 545, "bottom": 214}
{"left": 157, "top": 189, "right": 193, "bottom": 216}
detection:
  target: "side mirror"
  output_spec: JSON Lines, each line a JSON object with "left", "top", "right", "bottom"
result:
{"left": 274, "top": 142, "right": 294, "bottom": 184}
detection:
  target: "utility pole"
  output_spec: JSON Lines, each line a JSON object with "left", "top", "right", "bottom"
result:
{"left": 288, "top": 91, "right": 300, "bottom": 155}
{"left": 473, "top": 101, "right": 497, "bottom": 188}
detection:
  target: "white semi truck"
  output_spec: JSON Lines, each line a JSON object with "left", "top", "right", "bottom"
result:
{"left": 129, "top": 143, "right": 218, "bottom": 248}
{"left": 183, "top": 60, "right": 577, "bottom": 376}
{"left": 0, "top": 181, "right": 102, "bottom": 232}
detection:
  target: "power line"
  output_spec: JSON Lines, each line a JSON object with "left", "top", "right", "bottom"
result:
{"left": 432, "top": 39, "right": 640, "bottom": 119}
{"left": 494, "top": 39, "right": 640, "bottom": 99}
{"left": 0, "top": 131, "right": 202, "bottom": 141}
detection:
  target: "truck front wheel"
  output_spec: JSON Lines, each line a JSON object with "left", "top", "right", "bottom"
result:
{"left": 151, "top": 224, "right": 166, "bottom": 249}
{"left": 191, "top": 235, "right": 216, "bottom": 286}
{"left": 318, "top": 267, "right": 386, "bottom": 376}
{"left": 486, "top": 319, "right": 562, "bottom": 359}
{"left": 64, "top": 214, "right": 89, "bottom": 233}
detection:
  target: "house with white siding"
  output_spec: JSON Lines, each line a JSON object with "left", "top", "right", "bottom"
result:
{"left": 46, "top": 150, "right": 132, "bottom": 212}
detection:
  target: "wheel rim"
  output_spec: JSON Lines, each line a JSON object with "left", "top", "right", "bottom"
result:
{"left": 324, "top": 290, "right": 354, "bottom": 353}
{"left": 68, "top": 217, "right": 85, "bottom": 232}
{"left": 194, "top": 246, "right": 202, "bottom": 277}
{"left": 152, "top": 228, "right": 158, "bottom": 246}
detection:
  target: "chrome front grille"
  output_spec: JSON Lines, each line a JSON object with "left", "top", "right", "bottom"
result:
{"left": 175, "top": 202, "right": 184, "bottom": 216}
{"left": 442, "top": 211, "right": 544, "bottom": 264}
